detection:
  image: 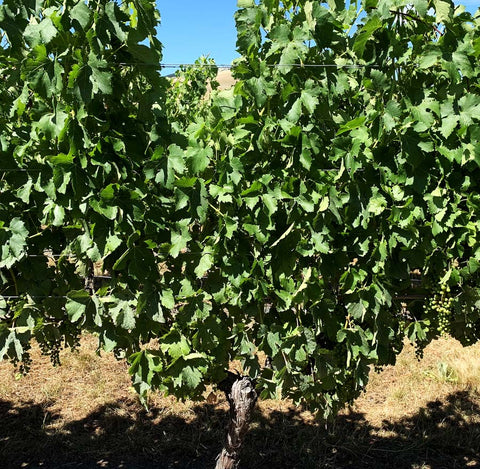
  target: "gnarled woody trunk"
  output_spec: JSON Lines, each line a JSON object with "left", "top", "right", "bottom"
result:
{"left": 215, "top": 375, "right": 258, "bottom": 469}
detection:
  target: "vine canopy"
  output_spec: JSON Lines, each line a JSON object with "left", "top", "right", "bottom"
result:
{"left": 1, "top": 0, "right": 480, "bottom": 418}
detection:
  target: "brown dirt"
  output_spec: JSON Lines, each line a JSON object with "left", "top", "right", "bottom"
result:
{"left": 1, "top": 336, "right": 480, "bottom": 468}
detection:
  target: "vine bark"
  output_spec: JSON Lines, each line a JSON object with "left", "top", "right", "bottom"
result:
{"left": 215, "top": 375, "right": 258, "bottom": 469}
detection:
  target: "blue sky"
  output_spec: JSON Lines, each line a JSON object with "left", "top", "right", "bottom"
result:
{"left": 462, "top": 0, "right": 480, "bottom": 7}
{"left": 156, "top": 1, "right": 239, "bottom": 67}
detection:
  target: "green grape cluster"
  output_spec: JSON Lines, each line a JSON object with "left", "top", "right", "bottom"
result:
{"left": 37, "top": 321, "right": 82, "bottom": 366}
{"left": 39, "top": 339, "right": 62, "bottom": 366}
{"left": 414, "top": 345, "right": 424, "bottom": 360}
{"left": 14, "top": 345, "right": 32, "bottom": 375}
{"left": 62, "top": 321, "right": 81, "bottom": 351}
{"left": 19, "top": 350, "right": 32, "bottom": 374}
{"left": 424, "top": 283, "right": 453, "bottom": 337}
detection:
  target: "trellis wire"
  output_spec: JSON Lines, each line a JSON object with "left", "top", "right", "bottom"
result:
{"left": 0, "top": 293, "right": 429, "bottom": 300}
{"left": 145, "top": 62, "right": 379, "bottom": 69}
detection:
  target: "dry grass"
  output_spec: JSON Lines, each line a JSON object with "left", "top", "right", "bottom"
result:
{"left": 1, "top": 336, "right": 480, "bottom": 468}
{"left": 355, "top": 337, "right": 480, "bottom": 424}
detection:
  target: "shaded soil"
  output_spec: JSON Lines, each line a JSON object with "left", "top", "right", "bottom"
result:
{"left": 2, "top": 391, "right": 480, "bottom": 468}
{"left": 2, "top": 337, "right": 480, "bottom": 468}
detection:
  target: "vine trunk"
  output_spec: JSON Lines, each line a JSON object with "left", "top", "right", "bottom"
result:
{"left": 215, "top": 376, "right": 258, "bottom": 469}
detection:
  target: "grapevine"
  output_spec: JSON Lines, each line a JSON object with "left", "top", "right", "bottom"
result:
{"left": 1, "top": 0, "right": 480, "bottom": 466}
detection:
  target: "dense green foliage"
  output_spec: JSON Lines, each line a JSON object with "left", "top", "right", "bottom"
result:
{"left": 0, "top": 0, "right": 170, "bottom": 367}
{"left": 2, "top": 0, "right": 480, "bottom": 418}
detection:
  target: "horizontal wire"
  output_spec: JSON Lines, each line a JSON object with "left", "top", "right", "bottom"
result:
{"left": 1, "top": 294, "right": 429, "bottom": 301}
{"left": 1, "top": 61, "right": 380, "bottom": 70}
{"left": 1, "top": 167, "right": 345, "bottom": 172}
{"left": 1, "top": 295, "right": 67, "bottom": 300}
{"left": 25, "top": 255, "right": 62, "bottom": 258}
{"left": 126, "top": 62, "right": 378, "bottom": 69}
{"left": 0, "top": 168, "right": 44, "bottom": 172}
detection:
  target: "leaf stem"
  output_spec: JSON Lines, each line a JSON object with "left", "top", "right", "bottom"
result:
{"left": 208, "top": 202, "right": 225, "bottom": 217}
{"left": 390, "top": 9, "right": 444, "bottom": 37}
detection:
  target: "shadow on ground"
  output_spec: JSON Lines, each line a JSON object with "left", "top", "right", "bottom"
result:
{"left": 1, "top": 391, "right": 480, "bottom": 468}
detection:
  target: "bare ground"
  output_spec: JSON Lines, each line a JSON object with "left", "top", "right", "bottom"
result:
{"left": 1, "top": 336, "right": 480, "bottom": 468}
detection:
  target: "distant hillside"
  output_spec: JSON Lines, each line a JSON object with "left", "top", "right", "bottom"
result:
{"left": 216, "top": 68, "right": 235, "bottom": 90}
